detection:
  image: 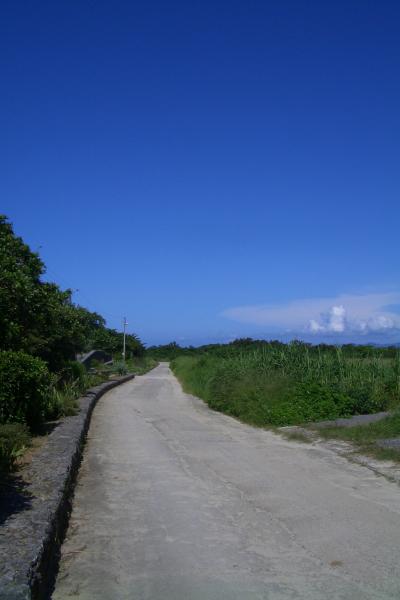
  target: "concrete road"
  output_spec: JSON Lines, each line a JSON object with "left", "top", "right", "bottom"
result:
{"left": 53, "top": 363, "right": 400, "bottom": 600}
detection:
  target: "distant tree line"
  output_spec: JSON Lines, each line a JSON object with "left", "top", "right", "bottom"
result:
{"left": 147, "top": 337, "right": 400, "bottom": 361}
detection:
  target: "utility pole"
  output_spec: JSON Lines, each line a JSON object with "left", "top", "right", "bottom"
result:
{"left": 122, "top": 317, "right": 127, "bottom": 362}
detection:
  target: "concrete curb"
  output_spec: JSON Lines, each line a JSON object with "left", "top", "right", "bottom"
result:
{"left": 0, "top": 374, "right": 135, "bottom": 600}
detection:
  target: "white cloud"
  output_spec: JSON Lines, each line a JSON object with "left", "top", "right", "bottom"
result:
{"left": 222, "top": 292, "right": 400, "bottom": 336}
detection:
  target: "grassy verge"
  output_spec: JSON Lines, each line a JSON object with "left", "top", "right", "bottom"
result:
{"left": 312, "top": 413, "right": 400, "bottom": 461}
{"left": 171, "top": 345, "right": 400, "bottom": 428}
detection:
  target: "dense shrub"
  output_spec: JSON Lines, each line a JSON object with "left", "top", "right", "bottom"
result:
{"left": 0, "top": 350, "right": 52, "bottom": 428}
{"left": 0, "top": 423, "right": 30, "bottom": 473}
{"left": 46, "top": 379, "right": 82, "bottom": 418}
{"left": 112, "top": 361, "right": 128, "bottom": 375}
{"left": 88, "top": 327, "right": 145, "bottom": 358}
{"left": 340, "top": 382, "right": 388, "bottom": 415}
{"left": 205, "top": 372, "right": 355, "bottom": 426}
{"left": 59, "top": 360, "right": 87, "bottom": 386}
{"left": 147, "top": 342, "right": 190, "bottom": 361}
{"left": 46, "top": 361, "right": 94, "bottom": 419}
{"left": 263, "top": 382, "right": 353, "bottom": 426}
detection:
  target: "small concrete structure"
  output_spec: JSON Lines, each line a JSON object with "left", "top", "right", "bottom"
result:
{"left": 76, "top": 350, "right": 112, "bottom": 370}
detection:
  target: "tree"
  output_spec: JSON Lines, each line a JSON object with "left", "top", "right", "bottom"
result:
{"left": 0, "top": 214, "right": 46, "bottom": 352}
{"left": 88, "top": 327, "right": 144, "bottom": 358}
{"left": 0, "top": 215, "right": 143, "bottom": 370}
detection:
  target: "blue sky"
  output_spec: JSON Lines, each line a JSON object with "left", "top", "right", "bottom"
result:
{"left": 1, "top": 1, "right": 399, "bottom": 346}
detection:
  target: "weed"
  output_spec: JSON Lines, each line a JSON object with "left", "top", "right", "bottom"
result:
{"left": 0, "top": 423, "right": 31, "bottom": 473}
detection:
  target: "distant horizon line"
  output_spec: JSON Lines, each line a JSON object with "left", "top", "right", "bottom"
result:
{"left": 144, "top": 335, "right": 400, "bottom": 349}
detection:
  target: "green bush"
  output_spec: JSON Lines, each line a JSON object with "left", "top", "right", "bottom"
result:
{"left": 46, "top": 362, "right": 97, "bottom": 419}
{"left": 265, "top": 382, "right": 353, "bottom": 426}
{"left": 0, "top": 350, "right": 52, "bottom": 428}
{"left": 340, "top": 382, "right": 388, "bottom": 415}
{"left": 46, "top": 379, "right": 82, "bottom": 418}
{"left": 112, "top": 361, "right": 127, "bottom": 375}
{"left": 0, "top": 423, "right": 31, "bottom": 473}
{"left": 60, "top": 360, "right": 87, "bottom": 385}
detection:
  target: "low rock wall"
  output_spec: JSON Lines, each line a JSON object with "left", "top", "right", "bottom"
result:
{"left": 0, "top": 375, "right": 135, "bottom": 600}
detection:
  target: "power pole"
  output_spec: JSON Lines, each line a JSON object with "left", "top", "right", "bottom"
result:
{"left": 122, "top": 317, "right": 127, "bottom": 362}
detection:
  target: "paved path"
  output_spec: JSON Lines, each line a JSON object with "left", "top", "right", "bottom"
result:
{"left": 53, "top": 363, "right": 400, "bottom": 599}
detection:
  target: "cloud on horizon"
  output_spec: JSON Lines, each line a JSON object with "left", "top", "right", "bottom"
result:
{"left": 222, "top": 292, "right": 400, "bottom": 339}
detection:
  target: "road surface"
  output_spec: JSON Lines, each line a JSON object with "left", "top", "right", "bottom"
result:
{"left": 53, "top": 363, "right": 400, "bottom": 599}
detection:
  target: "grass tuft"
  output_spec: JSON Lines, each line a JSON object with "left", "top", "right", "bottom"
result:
{"left": 0, "top": 423, "right": 31, "bottom": 473}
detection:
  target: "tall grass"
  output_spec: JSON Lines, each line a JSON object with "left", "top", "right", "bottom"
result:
{"left": 46, "top": 356, "right": 158, "bottom": 419}
{"left": 125, "top": 356, "right": 158, "bottom": 375}
{"left": 171, "top": 342, "right": 400, "bottom": 427}
{"left": 0, "top": 423, "right": 31, "bottom": 473}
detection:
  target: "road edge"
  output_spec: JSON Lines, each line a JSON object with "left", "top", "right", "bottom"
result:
{"left": 278, "top": 425, "right": 400, "bottom": 486}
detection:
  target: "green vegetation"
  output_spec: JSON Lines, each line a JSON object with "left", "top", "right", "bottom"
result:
{"left": 170, "top": 340, "right": 400, "bottom": 427}
{"left": 126, "top": 356, "right": 158, "bottom": 375}
{"left": 0, "top": 215, "right": 148, "bottom": 473}
{"left": 0, "top": 351, "right": 52, "bottom": 428}
{"left": 87, "top": 326, "right": 144, "bottom": 360}
{"left": 90, "top": 356, "right": 158, "bottom": 378}
{"left": 46, "top": 360, "right": 98, "bottom": 418}
{"left": 0, "top": 215, "right": 144, "bottom": 371}
{"left": 147, "top": 342, "right": 193, "bottom": 361}
{"left": 0, "top": 424, "right": 31, "bottom": 473}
